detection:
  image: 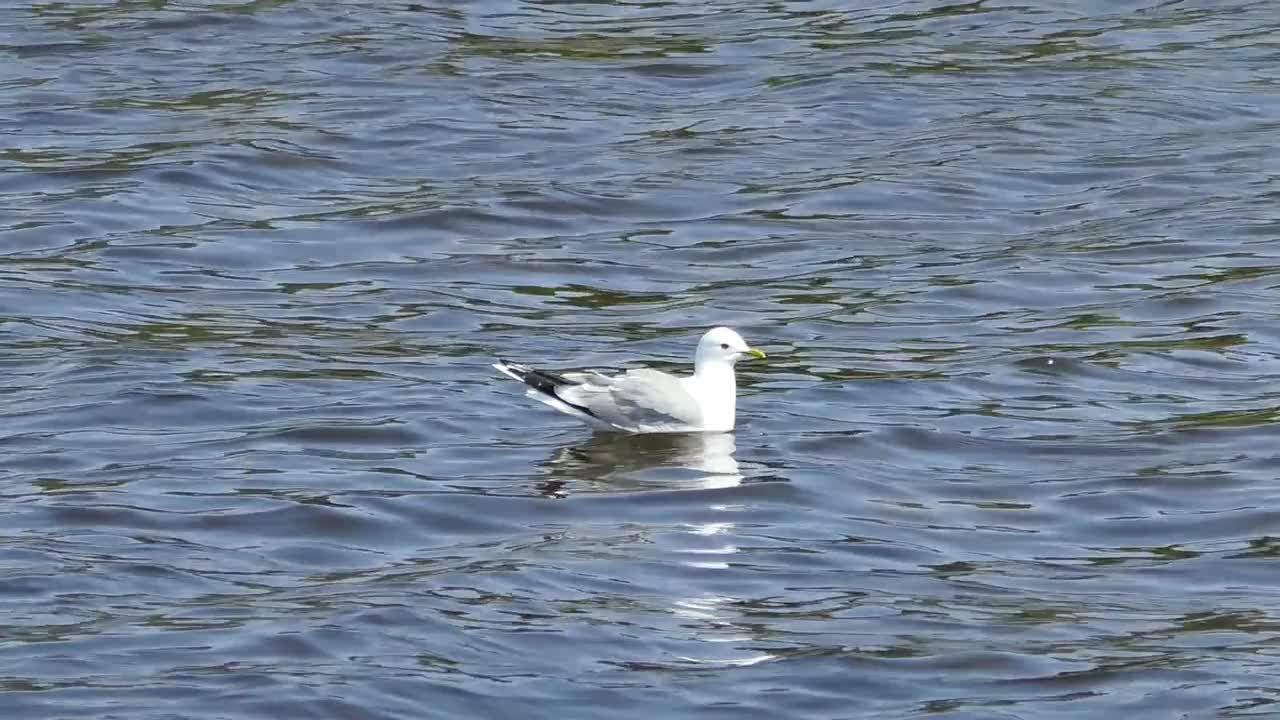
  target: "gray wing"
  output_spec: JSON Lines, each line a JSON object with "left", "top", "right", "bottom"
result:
{"left": 556, "top": 368, "right": 704, "bottom": 431}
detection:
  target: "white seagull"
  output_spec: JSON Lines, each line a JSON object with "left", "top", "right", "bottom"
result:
{"left": 492, "top": 327, "right": 766, "bottom": 433}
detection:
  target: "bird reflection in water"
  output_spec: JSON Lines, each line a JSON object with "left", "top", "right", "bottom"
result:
{"left": 534, "top": 432, "right": 745, "bottom": 573}
{"left": 536, "top": 432, "right": 779, "bottom": 669}
{"left": 536, "top": 431, "right": 743, "bottom": 498}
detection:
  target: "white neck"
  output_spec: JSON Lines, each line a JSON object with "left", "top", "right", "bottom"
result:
{"left": 689, "top": 359, "right": 737, "bottom": 431}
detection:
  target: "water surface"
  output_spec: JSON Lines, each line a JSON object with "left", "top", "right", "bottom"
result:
{"left": 2, "top": 1, "right": 1279, "bottom": 718}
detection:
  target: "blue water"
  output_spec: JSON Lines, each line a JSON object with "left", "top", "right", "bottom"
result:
{"left": 2, "top": 1, "right": 1279, "bottom": 718}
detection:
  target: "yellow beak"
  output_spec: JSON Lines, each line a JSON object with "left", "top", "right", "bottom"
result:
{"left": 746, "top": 348, "right": 767, "bottom": 360}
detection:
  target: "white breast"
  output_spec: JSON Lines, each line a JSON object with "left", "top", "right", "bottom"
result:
{"left": 682, "top": 368, "right": 737, "bottom": 432}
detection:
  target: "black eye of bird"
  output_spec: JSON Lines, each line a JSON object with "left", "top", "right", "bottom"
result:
{"left": 720, "top": 343, "right": 730, "bottom": 349}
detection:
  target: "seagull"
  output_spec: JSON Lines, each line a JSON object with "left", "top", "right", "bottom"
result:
{"left": 492, "top": 327, "right": 766, "bottom": 433}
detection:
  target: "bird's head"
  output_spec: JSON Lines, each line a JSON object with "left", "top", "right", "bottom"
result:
{"left": 696, "top": 326, "right": 766, "bottom": 367}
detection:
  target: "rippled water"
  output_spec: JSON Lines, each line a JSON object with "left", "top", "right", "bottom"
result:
{"left": 3, "top": 1, "right": 1279, "bottom": 717}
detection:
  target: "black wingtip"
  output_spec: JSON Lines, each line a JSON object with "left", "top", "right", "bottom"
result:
{"left": 496, "top": 361, "right": 600, "bottom": 420}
